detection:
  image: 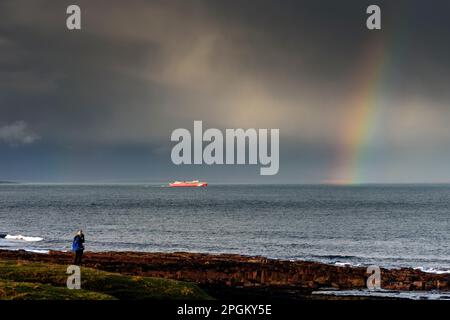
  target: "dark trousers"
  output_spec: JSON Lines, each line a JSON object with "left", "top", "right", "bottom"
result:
{"left": 74, "top": 249, "right": 83, "bottom": 265}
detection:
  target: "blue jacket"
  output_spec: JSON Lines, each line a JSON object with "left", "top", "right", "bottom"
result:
{"left": 72, "top": 235, "right": 85, "bottom": 251}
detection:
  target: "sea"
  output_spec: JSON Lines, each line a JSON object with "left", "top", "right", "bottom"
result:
{"left": 0, "top": 184, "right": 449, "bottom": 274}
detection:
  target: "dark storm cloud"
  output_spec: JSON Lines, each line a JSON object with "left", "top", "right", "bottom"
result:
{"left": 1, "top": 0, "right": 450, "bottom": 182}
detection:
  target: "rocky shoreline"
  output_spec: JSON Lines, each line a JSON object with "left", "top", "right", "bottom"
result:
{"left": 1, "top": 249, "right": 449, "bottom": 300}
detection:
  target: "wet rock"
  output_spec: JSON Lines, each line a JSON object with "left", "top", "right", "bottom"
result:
{"left": 0, "top": 249, "right": 449, "bottom": 297}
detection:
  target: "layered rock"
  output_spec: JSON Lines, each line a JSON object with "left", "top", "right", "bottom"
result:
{"left": 0, "top": 250, "right": 448, "bottom": 298}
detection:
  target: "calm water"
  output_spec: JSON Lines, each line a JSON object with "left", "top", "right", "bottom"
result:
{"left": 0, "top": 184, "right": 449, "bottom": 272}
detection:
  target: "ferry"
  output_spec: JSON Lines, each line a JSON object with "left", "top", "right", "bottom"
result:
{"left": 169, "top": 180, "right": 207, "bottom": 187}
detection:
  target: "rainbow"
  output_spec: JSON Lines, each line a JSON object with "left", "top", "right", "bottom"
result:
{"left": 330, "top": 36, "right": 389, "bottom": 184}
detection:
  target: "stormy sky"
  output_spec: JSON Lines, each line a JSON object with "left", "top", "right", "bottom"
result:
{"left": 1, "top": 0, "right": 450, "bottom": 183}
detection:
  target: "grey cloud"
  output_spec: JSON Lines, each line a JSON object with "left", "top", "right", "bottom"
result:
{"left": 0, "top": 0, "right": 450, "bottom": 182}
{"left": 0, "top": 121, "right": 40, "bottom": 145}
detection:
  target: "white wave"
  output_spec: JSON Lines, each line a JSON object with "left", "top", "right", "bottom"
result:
{"left": 334, "top": 262, "right": 362, "bottom": 267}
{"left": 313, "top": 289, "right": 450, "bottom": 300}
{"left": 414, "top": 267, "right": 450, "bottom": 274}
{"left": 25, "top": 249, "right": 49, "bottom": 254}
{"left": 4, "top": 234, "right": 43, "bottom": 242}
{"left": 332, "top": 263, "right": 450, "bottom": 274}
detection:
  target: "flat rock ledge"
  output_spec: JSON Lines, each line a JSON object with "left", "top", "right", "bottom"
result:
{"left": 1, "top": 250, "right": 448, "bottom": 300}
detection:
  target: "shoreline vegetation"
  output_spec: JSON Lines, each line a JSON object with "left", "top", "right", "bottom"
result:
{"left": 0, "top": 258, "right": 210, "bottom": 300}
{"left": 0, "top": 250, "right": 449, "bottom": 300}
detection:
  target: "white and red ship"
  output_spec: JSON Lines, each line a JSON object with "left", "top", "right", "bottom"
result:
{"left": 169, "top": 180, "right": 207, "bottom": 187}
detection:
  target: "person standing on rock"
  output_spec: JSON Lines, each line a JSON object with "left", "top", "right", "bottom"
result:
{"left": 72, "top": 230, "right": 85, "bottom": 265}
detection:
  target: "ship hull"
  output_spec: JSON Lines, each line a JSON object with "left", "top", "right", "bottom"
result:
{"left": 169, "top": 182, "right": 207, "bottom": 187}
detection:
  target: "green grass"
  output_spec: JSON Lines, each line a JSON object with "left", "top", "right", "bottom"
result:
{"left": 0, "top": 280, "right": 115, "bottom": 300}
{"left": 0, "top": 260, "right": 212, "bottom": 300}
